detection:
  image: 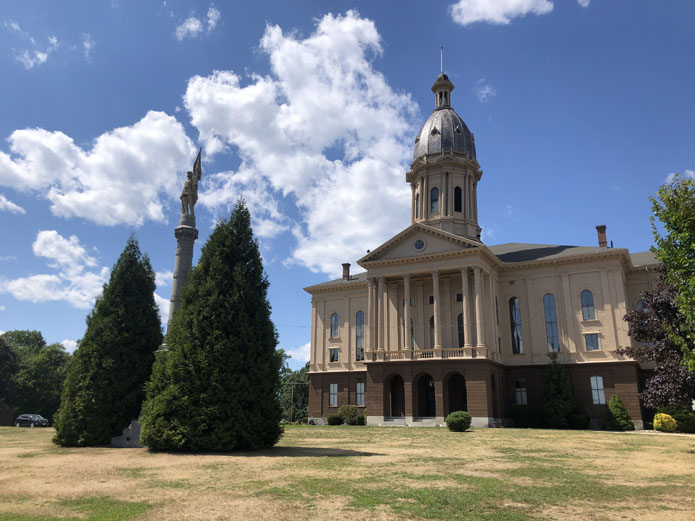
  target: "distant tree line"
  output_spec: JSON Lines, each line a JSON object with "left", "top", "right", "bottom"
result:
{"left": 0, "top": 330, "right": 71, "bottom": 421}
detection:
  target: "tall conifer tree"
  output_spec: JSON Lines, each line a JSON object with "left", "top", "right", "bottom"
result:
{"left": 53, "top": 237, "right": 162, "bottom": 446}
{"left": 140, "top": 200, "right": 282, "bottom": 452}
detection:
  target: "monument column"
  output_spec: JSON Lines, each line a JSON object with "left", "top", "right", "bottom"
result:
{"left": 166, "top": 148, "right": 202, "bottom": 337}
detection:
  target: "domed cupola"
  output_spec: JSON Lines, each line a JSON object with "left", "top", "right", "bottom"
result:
{"left": 413, "top": 74, "right": 476, "bottom": 162}
{"left": 406, "top": 71, "right": 483, "bottom": 242}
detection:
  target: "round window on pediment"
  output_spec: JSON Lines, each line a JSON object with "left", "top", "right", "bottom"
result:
{"left": 414, "top": 239, "right": 426, "bottom": 251}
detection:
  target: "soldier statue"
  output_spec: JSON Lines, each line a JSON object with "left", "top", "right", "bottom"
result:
{"left": 181, "top": 148, "right": 202, "bottom": 216}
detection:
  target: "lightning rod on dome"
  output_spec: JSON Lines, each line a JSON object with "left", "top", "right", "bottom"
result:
{"left": 440, "top": 46, "right": 443, "bottom": 74}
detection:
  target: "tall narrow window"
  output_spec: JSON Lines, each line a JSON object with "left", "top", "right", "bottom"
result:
{"left": 430, "top": 187, "right": 439, "bottom": 213}
{"left": 457, "top": 313, "right": 465, "bottom": 347}
{"left": 329, "top": 383, "right": 338, "bottom": 407}
{"left": 515, "top": 379, "right": 528, "bottom": 405}
{"left": 581, "top": 290, "right": 595, "bottom": 320}
{"left": 415, "top": 193, "right": 420, "bottom": 219}
{"left": 410, "top": 318, "right": 415, "bottom": 349}
{"left": 590, "top": 376, "right": 606, "bottom": 405}
{"left": 356, "top": 382, "right": 365, "bottom": 406}
{"left": 355, "top": 311, "right": 364, "bottom": 361}
{"left": 543, "top": 293, "right": 560, "bottom": 352}
{"left": 429, "top": 316, "right": 435, "bottom": 349}
{"left": 330, "top": 313, "right": 339, "bottom": 338}
{"left": 454, "top": 186, "right": 462, "bottom": 212}
{"left": 509, "top": 297, "right": 523, "bottom": 354}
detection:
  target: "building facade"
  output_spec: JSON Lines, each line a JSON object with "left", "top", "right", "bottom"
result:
{"left": 304, "top": 72, "right": 657, "bottom": 428}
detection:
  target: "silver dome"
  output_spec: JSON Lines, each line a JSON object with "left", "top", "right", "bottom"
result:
{"left": 413, "top": 107, "right": 476, "bottom": 161}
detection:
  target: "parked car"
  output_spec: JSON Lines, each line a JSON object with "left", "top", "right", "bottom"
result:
{"left": 15, "top": 414, "right": 49, "bottom": 428}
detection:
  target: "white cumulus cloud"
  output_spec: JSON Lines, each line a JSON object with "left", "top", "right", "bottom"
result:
{"left": 578, "top": 0, "right": 591, "bottom": 7}
{"left": 476, "top": 78, "right": 496, "bottom": 103}
{"left": 155, "top": 270, "right": 173, "bottom": 288}
{"left": 0, "top": 111, "right": 195, "bottom": 226}
{"left": 207, "top": 6, "right": 220, "bottom": 32}
{"left": 186, "top": 11, "right": 418, "bottom": 276}
{"left": 175, "top": 16, "right": 203, "bottom": 40}
{"left": 449, "top": 0, "right": 554, "bottom": 26}
{"left": 61, "top": 339, "right": 77, "bottom": 353}
{"left": 286, "top": 342, "right": 310, "bottom": 363}
{"left": 665, "top": 169, "right": 695, "bottom": 184}
{"left": 0, "top": 193, "right": 25, "bottom": 214}
{"left": 82, "top": 33, "right": 95, "bottom": 60}
{"left": 0, "top": 230, "right": 109, "bottom": 309}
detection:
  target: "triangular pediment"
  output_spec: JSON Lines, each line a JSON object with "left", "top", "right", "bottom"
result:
{"left": 358, "top": 223, "right": 482, "bottom": 265}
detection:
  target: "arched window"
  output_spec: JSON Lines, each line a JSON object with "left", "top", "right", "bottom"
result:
{"left": 355, "top": 311, "right": 364, "bottom": 361}
{"left": 330, "top": 313, "right": 339, "bottom": 338}
{"left": 457, "top": 313, "right": 465, "bottom": 347}
{"left": 581, "top": 290, "right": 595, "bottom": 320}
{"left": 415, "top": 193, "right": 420, "bottom": 219}
{"left": 410, "top": 318, "right": 415, "bottom": 348}
{"left": 429, "top": 315, "right": 435, "bottom": 349}
{"left": 454, "top": 186, "right": 462, "bottom": 213}
{"left": 430, "top": 187, "right": 439, "bottom": 213}
{"left": 543, "top": 293, "right": 559, "bottom": 352}
{"left": 509, "top": 297, "right": 523, "bottom": 354}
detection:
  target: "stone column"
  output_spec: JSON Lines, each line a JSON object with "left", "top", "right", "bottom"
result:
{"left": 403, "top": 273, "right": 412, "bottom": 349}
{"left": 461, "top": 267, "right": 472, "bottom": 349}
{"left": 443, "top": 277, "right": 452, "bottom": 348}
{"left": 378, "top": 277, "right": 385, "bottom": 351}
{"left": 366, "top": 277, "right": 375, "bottom": 354}
{"left": 411, "top": 185, "right": 415, "bottom": 223}
{"left": 417, "top": 280, "right": 425, "bottom": 350}
{"left": 432, "top": 270, "right": 442, "bottom": 349}
{"left": 167, "top": 214, "right": 199, "bottom": 332}
{"left": 474, "top": 266, "right": 486, "bottom": 348}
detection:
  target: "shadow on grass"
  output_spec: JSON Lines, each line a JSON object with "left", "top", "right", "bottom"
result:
{"left": 156, "top": 446, "right": 384, "bottom": 458}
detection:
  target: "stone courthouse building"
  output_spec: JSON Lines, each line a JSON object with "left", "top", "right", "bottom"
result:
{"left": 304, "top": 72, "right": 657, "bottom": 428}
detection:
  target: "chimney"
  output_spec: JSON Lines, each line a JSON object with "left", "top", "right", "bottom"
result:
{"left": 342, "top": 263, "right": 351, "bottom": 280}
{"left": 596, "top": 225, "right": 607, "bottom": 248}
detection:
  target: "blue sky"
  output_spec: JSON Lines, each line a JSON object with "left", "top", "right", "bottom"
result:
{"left": 0, "top": 1, "right": 692, "bottom": 370}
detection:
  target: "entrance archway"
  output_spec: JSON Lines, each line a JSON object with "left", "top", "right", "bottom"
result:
{"left": 447, "top": 373, "right": 467, "bottom": 415}
{"left": 416, "top": 374, "right": 436, "bottom": 417}
{"left": 386, "top": 374, "right": 405, "bottom": 417}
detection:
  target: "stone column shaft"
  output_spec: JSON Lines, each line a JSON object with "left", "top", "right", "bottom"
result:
{"left": 403, "top": 273, "right": 411, "bottom": 349}
{"left": 366, "top": 277, "right": 374, "bottom": 352}
{"left": 474, "top": 266, "right": 486, "bottom": 348}
{"left": 461, "top": 267, "right": 472, "bottom": 348}
{"left": 432, "top": 270, "right": 441, "bottom": 348}
{"left": 168, "top": 218, "right": 199, "bottom": 331}
{"left": 377, "top": 276, "right": 385, "bottom": 350}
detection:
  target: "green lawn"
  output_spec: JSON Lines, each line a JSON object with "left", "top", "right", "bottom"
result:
{"left": 0, "top": 425, "right": 693, "bottom": 520}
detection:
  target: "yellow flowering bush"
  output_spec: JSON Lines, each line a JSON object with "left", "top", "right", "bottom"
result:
{"left": 654, "top": 413, "right": 677, "bottom": 432}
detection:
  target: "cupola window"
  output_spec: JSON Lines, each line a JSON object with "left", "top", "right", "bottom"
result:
{"left": 454, "top": 187, "right": 462, "bottom": 212}
{"left": 431, "top": 126, "right": 439, "bottom": 136}
{"left": 430, "top": 187, "right": 439, "bottom": 213}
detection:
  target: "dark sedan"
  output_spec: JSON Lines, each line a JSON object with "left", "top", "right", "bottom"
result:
{"left": 15, "top": 414, "right": 49, "bottom": 427}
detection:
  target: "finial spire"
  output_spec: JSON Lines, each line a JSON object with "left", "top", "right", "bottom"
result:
{"left": 440, "top": 46, "right": 443, "bottom": 74}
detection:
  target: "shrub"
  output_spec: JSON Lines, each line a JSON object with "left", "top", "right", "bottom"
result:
{"left": 326, "top": 414, "right": 342, "bottom": 425}
{"left": 607, "top": 395, "right": 635, "bottom": 431}
{"left": 654, "top": 413, "right": 677, "bottom": 432}
{"left": 568, "top": 412, "right": 590, "bottom": 430}
{"left": 658, "top": 405, "right": 695, "bottom": 433}
{"left": 511, "top": 404, "right": 531, "bottom": 428}
{"left": 445, "top": 411, "right": 472, "bottom": 432}
{"left": 355, "top": 415, "right": 365, "bottom": 426}
{"left": 337, "top": 405, "right": 358, "bottom": 425}
{"left": 543, "top": 353, "right": 574, "bottom": 428}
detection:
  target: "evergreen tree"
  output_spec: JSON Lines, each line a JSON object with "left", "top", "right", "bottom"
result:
{"left": 53, "top": 237, "right": 162, "bottom": 446}
{"left": 140, "top": 200, "right": 283, "bottom": 452}
{"left": 607, "top": 395, "right": 635, "bottom": 431}
{"left": 543, "top": 352, "right": 575, "bottom": 428}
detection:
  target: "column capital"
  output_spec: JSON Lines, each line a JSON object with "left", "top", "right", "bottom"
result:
{"left": 367, "top": 276, "right": 375, "bottom": 287}
{"left": 472, "top": 265, "right": 483, "bottom": 273}
{"left": 459, "top": 266, "right": 469, "bottom": 274}
{"left": 431, "top": 269, "right": 440, "bottom": 278}
{"left": 403, "top": 272, "right": 411, "bottom": 281}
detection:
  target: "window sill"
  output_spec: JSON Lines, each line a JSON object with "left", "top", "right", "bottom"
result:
{"left": 581, "top": 319, "right": 600, "bottom": 325}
